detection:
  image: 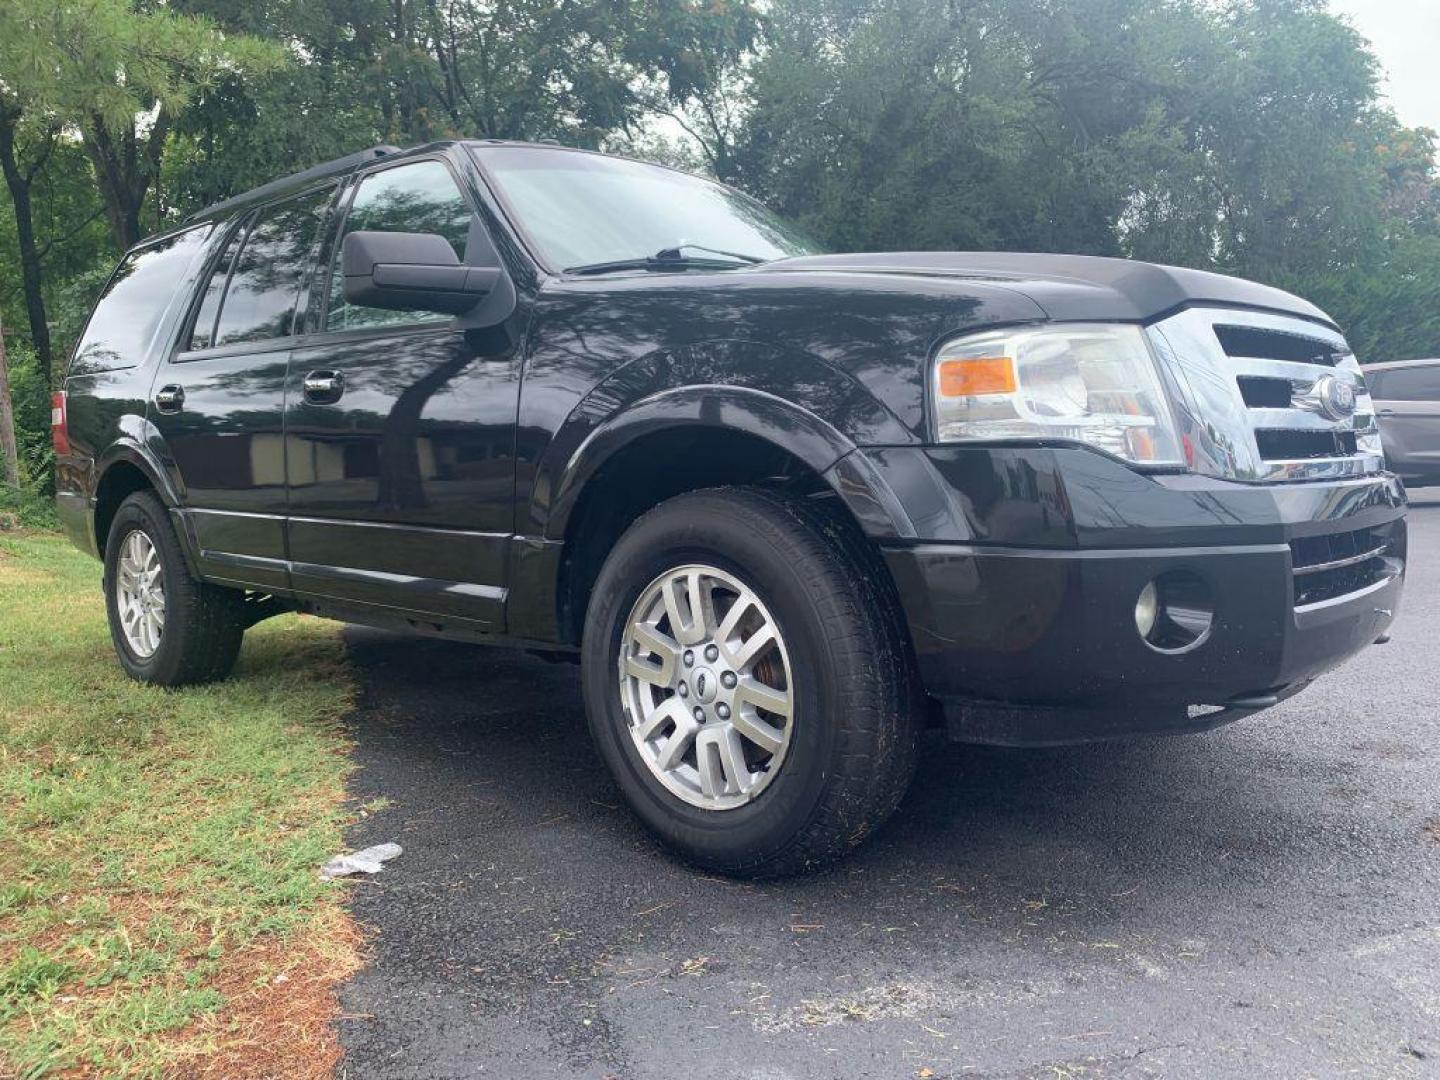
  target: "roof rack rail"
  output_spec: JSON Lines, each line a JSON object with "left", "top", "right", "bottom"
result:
{"left": 185, "top": 144, "right": 402, "bottom": 223}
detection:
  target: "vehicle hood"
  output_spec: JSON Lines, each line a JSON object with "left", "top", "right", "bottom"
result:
{"left": 767, "top": 252, "right": 1335, "bottom": 328}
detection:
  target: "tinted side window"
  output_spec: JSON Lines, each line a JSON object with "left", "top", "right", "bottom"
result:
{"left": 187, "top": 220, "right": 247, "bottom": 351}
{"left": 326, "top": 160, "right": 472, "bottom": 332}
{"left": 1371, "top": 365, "right": 1440, "bottom": 402}
{"left": 70, "top": 224, "right": 213, "bottom": 375}
{"left": 211, "top": 187, "right": 334, "bottom": 347}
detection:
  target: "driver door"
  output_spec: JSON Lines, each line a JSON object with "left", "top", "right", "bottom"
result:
{"left": 283, "top": 155, "right": 520, "bottom": 631}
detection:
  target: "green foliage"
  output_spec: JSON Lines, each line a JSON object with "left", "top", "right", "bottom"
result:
{"left": 735, "top": 0, "right": 1440, "bottom": 359}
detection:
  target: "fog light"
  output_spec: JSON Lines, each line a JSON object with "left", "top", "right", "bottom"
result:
{"left": 1137, "top": 570, "right": 1214, "bottom": 654}
{"left": 1134, "top": 581, "right": 1159, "bottom": 638}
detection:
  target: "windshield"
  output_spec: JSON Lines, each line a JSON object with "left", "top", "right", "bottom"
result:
{"left": 472, "top": 145, "right": 818, "bottom": 271}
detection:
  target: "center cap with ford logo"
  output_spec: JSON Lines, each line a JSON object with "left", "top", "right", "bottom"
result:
{"left": 692, "top": 667, "right": 719, "bottom": 704}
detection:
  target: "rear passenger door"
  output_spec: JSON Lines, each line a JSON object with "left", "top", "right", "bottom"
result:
{"left": 282, "top": 156, "right": 519, "bottom": 631}
{"left": 155, "top": 185, "right": 337, "bottom": 591}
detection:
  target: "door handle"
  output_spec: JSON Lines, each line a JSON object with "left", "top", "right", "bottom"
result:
{"left": 1377, "top": 408, "right": 1395, "bottom": 416}
{"left": 154, "top": 384, "right": 185, "bottom": 414}
{"left": 302, "top": 370, "right": 345, "bottom": 405}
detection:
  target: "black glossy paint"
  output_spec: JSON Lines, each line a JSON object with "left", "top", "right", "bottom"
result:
{"left": 55, "top": 140, "right": 1408, "bottom": 743}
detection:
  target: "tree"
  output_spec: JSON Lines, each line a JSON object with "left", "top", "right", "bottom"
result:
{"left": 0, "top": 0, "right": 284, "bottom": 253}
{"left": 0, "top": 100, "right": 58, "bottom": 378}
{"left": 0, "top": 316, "right": 19, "bottom": 488}
{"left": 731, "top": 0, "right": 1440, "bottom": 359}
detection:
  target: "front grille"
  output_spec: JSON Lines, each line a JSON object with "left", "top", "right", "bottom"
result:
{"left": 1214, "top": 324, "right": 1343, "bottom": 366}
{"left": 1255, "top": 428, "right": 1358, "bottom": 460}
{"left": 1290, "top": 524, "right": 1396, "bottom": 608}
{"left": 1144, "top": 307, "right": 1384, "bottom": 483}
{"left": 1237, "top": 375, "right": 1293, "bottom": 409}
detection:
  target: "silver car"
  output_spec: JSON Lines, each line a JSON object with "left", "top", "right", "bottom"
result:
{"left": 1367, "top": 359, "right": 1440, "bottom": 487}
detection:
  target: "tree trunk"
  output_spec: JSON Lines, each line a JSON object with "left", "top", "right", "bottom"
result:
{"left": 81, "top": 107, "right": 167, "bottom": 253}
{"left": 0, "top": 101, "right": 54, "bottom": 383}
{"left": 82, "top": 117, "right": 143, "bottom": 251}
{"left": 0, "top": 316, "right": 20, "bottom": 489}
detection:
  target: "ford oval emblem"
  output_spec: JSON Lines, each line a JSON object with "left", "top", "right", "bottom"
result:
{"left": 1315, "top": 375, "right": 1357, "bottom": 421}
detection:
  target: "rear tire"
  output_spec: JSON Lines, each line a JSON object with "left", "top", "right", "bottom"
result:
{"left": 103, "top": 491, "right": 246, "bottom": 686}
{"left": 581, "top": 486, "right": 921, "bottom": 877}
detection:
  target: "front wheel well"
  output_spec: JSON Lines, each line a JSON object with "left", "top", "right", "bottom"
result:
{"left": 556, "top": 427, "right": 901, "bottom": 648}
{"left": 94, "top": 461, "right": 158, "bottom": 551}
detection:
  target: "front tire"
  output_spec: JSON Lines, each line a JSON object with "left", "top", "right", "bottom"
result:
{"left": 104, "top": 491, "right": 246, "bottom": 686}
{"left": 581, "top": 487, "right": 921, "bottom": 877}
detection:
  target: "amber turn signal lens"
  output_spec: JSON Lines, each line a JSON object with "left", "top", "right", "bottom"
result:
{"left": 937, "top": 356, "right": 1016, "bottom": 397}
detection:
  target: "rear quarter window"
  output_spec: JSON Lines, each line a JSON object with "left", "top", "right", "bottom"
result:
{"left": 1369, "top": 364, "right": 1440, "bottom": 402}
{"left": 69, "top": 224, "right": 214, "bottom": 377}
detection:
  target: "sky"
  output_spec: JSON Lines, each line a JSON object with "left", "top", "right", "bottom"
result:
{"left": 1329, "top": 0, "right": 1440, "bottom": 134}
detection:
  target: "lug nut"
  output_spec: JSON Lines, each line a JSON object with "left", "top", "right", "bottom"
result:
{"left": 721, "top": 671, "right": 737, "bottom": 689}
{"left": 704, "top": 644, "right": 719, "bottom": 662}
{"left": 683, "top": 650, "right": 695, "bottom": 667}
{"left": 677, "top": 682, "right": 689, "bottom": 698}
{"left": 716, "top": 703, "right": 731, "bottom": 720}
{"left": 693, "top": 706, "right": 705, "bottom": 722}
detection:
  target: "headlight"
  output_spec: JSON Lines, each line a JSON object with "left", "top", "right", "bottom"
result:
{"left": 930, "top": 323, "right": 1184, "bottom": 466}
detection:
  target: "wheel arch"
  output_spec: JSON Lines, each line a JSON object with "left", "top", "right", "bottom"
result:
{"left": 92, "top": 442, "right": 193, "bottom": 570}
{"left": 545, "top": 398, "right": 916, "bottom": 647}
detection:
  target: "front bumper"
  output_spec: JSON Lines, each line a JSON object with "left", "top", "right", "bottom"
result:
{"left": 854, "top": 445, "right": 1407, "bottom": 744}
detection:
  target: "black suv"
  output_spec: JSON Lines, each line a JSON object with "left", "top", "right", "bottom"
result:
{"left": 55, "top": 142, "right": 1406, "bottom": 875}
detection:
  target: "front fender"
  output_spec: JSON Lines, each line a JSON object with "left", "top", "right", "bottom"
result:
{"left": 529, "top": 339, "right": 919, "bottom": 541}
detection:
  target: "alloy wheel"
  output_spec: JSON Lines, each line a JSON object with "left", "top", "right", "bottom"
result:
{"left": 116, "top": 529, "right": 166, "bottom": 659}
{"left": 618, "top": 563, "right": 794, "bottom": 810}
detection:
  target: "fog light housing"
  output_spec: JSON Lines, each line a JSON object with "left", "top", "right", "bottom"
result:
{"left": 1134, "top": 581, "right": 1159, "bottom": 638}
{"left": 1137, "top": 571, "right": 1214, "bottom": 653}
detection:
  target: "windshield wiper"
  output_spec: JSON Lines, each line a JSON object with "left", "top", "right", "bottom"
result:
{"left": 653, "top": 243, "right": 766, "bottom": 264}
{"left": 565, "top": 243, "right": 768, "bottom": 276}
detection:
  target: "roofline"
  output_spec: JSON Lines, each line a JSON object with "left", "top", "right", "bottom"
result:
{"left": 182, "top": 138, "right": 605, "bottom": 226}
{"left": 1362, "top": 358, "right": 1440, "bottom": 370}
{"left": 182, "top": 144, "right": 403, "bottom": 224}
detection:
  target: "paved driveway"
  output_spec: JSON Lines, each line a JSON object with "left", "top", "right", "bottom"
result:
{"left": 337, "top": 501, "right": 1440, "bottom": 1079}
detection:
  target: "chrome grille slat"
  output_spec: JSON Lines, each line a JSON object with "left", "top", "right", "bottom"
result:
{"left": 1244, "top": 407, "right": 1372, "bottom": 432}
{"left": 1225, "top": 356, "right": 1358, "bottom": 381}
{"left": 1291, "top": 544, "right": 1389, "bottom": 576}
{"left": 1146, "top": 307, "right": 1385, "bottom": 484}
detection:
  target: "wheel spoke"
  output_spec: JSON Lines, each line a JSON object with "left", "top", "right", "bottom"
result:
{"left": 697, "top": 726, "right": 753, "bottom": 797}
{"left": 732, "top": 709, "right": 785, "bottom": 754}
{"left": 728, "top": 622, "right": 776, "bottom": 672}
{"left": 737, "top": 677, "right": 792, "bottom": 719}
{"left": 626, "top": 652, "right": 671, "bottom": 687}
{"left": 715, "top": 592, "right": 755, "bottom": 647}
{"left": 629, "top": 621, "right": 678, "bottom": 685}
{"left": 655, "top": 713, "right": 700, "bottom": 770}
{"left": 633, "top": 695, "right": 687, "bottom": 741}
{"left": 662, "top": 571, "right": 711, "bottom": 646}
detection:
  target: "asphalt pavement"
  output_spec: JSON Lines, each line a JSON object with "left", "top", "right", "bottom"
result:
{"left": 337, "top": 499, "right": 1440, "bottom": 1080}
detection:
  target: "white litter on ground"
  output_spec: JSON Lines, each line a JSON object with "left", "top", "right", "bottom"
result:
{"left": 320, "top": 842, "right": 403, "bottom": 881}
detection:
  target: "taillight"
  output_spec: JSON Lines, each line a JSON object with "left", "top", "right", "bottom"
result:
{"left": 51, "top": 391, "right": 71, "bottom": 456}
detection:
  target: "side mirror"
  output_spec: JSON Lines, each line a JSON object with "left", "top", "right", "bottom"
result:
{"left": 341, "top": 230, "right": 500, "bottom": 316}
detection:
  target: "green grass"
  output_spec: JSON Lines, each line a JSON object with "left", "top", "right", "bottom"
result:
{"left": 0, "top": 534, "right": 360, "bottom": 1078}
